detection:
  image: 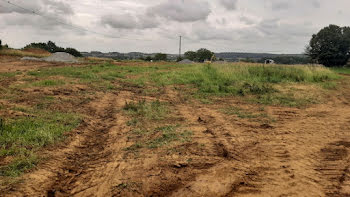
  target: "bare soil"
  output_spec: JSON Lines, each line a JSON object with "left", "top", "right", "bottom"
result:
{"left": 1, "top": 60, "right": 350, "bottom": 196}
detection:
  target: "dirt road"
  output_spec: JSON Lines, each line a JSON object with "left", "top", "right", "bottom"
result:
{"left": 2, "top": 76, "right": 350, "bottom": 196}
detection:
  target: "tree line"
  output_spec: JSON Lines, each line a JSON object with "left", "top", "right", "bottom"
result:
{"left": 24, "top": 41, "right": 82, "bottom": 57}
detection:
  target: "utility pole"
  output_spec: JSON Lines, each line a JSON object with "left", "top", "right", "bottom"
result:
{"left": 179, "top": 35, "right": 182, "bottom": 58}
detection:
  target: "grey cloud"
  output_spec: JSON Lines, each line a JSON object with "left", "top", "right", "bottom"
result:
{"left": 271, "top": 1, "right": 290, "bottom": 11}
{"left": 239, "top": 16, "right": 255, "bottom": 25}
{"left": 147, "top": 0, "right": 211, "bottom": 22}
{"left": 0, "top": 0, "right": 74, "bottom": 15}
{"left": 0, "top": 0, "right": 74, "bottom": 29}
{"left": 311, "top": 0, "right": 321, "bottom": 8}
{"left": 220, "top": 0, "right": 238, "bottom": 10}
{"left": 46, "top": 0, "right": 74, "bottom": 15}
{"left": 188, "top": 22, "right": 233, "bottom": 41}
{"left": 101, "top": 13, "right": 159, "bottom": 29}
{"left": 256, "top": 18, "right": 316, "bottom": 39}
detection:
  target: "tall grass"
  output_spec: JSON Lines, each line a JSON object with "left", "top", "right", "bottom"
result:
{"left": 0, "top": 49, "right": 50, "bottom": 58}
{"left": 148, "top": 63, "right": 339, "bottom": 96}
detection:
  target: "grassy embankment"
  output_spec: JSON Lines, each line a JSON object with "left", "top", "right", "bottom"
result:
{"left": 0, "top": 49, "right": 51, "bottom": 58}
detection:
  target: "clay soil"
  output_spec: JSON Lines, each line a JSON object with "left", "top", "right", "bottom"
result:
{"left": 1, "top": 59, "right": 350, "bottom": 197}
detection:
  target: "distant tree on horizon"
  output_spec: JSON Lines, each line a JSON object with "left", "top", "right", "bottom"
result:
{"left": 184, "top": 48, "right": 214, "bottom": 62}
{"left": 306, "top": 24, "right": 350, "bottom": 67}
{"left": 184, "top": 51, "right": 197, "bottom": 61}
{"left": 153, "top": 53, "right": 167, "bottom": 61}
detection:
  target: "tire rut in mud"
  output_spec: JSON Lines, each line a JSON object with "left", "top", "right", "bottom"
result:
{"left": 47, "top": 93, "right": 118, "bottom": 196}
{"left": 165, "top": 104, "right": 265, "bottom": 197}
{"left": 317, "top": 140, "right": 350, "bottom": 196}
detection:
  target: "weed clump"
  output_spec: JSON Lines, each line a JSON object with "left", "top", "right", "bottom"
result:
{"left": 123, "top": 100, "right": 167, "bottom": 120}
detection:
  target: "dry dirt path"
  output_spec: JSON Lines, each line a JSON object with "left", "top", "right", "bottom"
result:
{"left": 2, "top": 79, "right": 350, "bottom": 196}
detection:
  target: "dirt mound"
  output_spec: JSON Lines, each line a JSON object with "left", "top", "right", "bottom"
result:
{"left": 20, "top": 57, "right": 42, "bottom": 61}
{"left": 22, "top": 48, "right": 51, "bottom": 55}
{"left": 178, "top": 59, "right": 194, "bottom": 64}
{"left": 43, "top": 52, "right": 78, "bottom": 63}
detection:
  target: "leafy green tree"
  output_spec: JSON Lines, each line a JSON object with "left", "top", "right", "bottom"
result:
{"left": 196, "top": 48, "right": 214, "bottom": 62}
{"left": 145, "top": 56, "right": 152, "bottom": 61}
{"left": 153, "top": 53, "right": 167, "bottom": 61}
{"left": 176, "top": 56, "right": 183, "bottom": 62}
{"left": 184, "top": 51, "right": 197, "bottom": 61}
{"left": 306, "top": 24, "right": 350, "bottom": 67}
{"left": 65, "top": 48, "right": 82, "bottom": 57}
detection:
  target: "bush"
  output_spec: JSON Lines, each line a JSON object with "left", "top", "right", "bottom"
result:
{"left": 153, "top": 53, "right": 167, "bottom": 61}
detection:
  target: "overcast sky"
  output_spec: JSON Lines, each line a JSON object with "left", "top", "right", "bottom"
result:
{"left": 1, "top": 0, "right": 350, "bottom": 54}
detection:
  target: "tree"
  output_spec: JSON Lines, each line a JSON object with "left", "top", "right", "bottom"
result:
{"left": 184, "top": 51, "right": 197, "bottom": 61}
{"left": 153, "top": 53, "right": 167, "bottom": 61}
{"left": 65, "top": 48, "right": 82, "bottom": 57}
{"left": 0, "top": 39, "right": 2, "bottom": 50}
{"left": 176, "top": 56, "right": 183, "bottom": 62}
{"left": 144, "top": 56, "right": 152, "bottom": 61}
{"left": 306, "top": 24, "right": 350, "bottom": 67}
{"left": 196, "top": 48, "right": 214, "bottom": 62}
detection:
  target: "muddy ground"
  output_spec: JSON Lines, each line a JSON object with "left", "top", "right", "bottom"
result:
{"left": 1, "top": 59, "right": 350, "bottom": 197}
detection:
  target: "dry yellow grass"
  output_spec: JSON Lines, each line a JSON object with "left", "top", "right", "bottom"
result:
{"left": 0, "top": 49, "right": 51, "bottom": 58}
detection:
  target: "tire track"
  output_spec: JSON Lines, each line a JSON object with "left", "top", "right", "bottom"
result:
{"left": 167, "top": 104, "right": 265, "bottom": 197}
{"left": 47, "top": 93, "right": 119, "bottom": 196}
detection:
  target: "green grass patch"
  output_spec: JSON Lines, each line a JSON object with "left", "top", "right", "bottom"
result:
{"left": 0, "top": 109, "right": 81, "bottom": 177}
{"left": 32, "top": 79, "right": 65, "bottom": 87}
{"left": 331, "top": 67, "right": 350, "bottom": 75}
{"left": 254, "top": 93, "right": 317, "bottom": 107}
{"left": 0, "top": 72, "right": 19, "bottom": 78}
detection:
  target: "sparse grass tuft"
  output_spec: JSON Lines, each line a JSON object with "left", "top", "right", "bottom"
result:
{"left": 124, "top": 125, "right": 193, "bottom": 151}
{"left": 123, "top": 100, "right": 168, "bottom": 120}
{"left": 32, "top": 79, "right": 65, "bottom": 87}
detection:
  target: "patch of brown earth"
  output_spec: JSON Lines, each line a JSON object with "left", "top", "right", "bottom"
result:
{"left": 1, "top": 69, "right": 350, "bottom": 196}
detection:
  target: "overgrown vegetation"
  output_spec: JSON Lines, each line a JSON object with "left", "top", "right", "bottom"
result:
{"left": 148, "top": 63, "right": 338, "bottom": 95}
{"left": 0, "top": 49, "right": 50, "bottom": 58}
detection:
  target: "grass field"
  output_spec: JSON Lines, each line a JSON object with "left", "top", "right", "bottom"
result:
{"left": 0, "top": 58, "right": 348, "bottom": 195}
{"left": 331, "top": 67, "right": 350, "bottom": 75}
